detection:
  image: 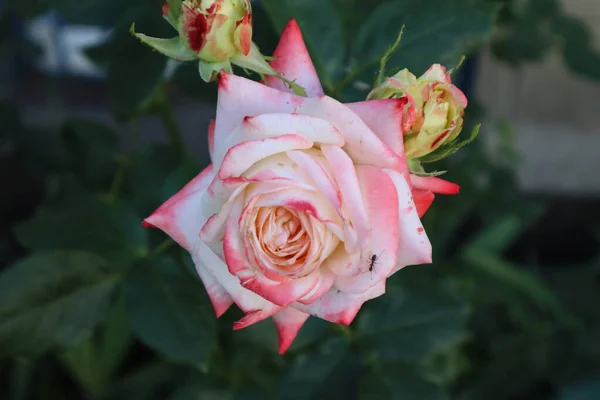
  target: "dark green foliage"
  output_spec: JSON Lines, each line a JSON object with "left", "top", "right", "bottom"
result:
{"left": 125, "top": 257, "right": 217, "bottom": 366}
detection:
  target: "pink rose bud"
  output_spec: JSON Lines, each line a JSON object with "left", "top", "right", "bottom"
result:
{"left": 179, "top": 0, "right": 252, "bottom": 62}
{"left": 368, "top": 64, "right": 468, "bottom": 160}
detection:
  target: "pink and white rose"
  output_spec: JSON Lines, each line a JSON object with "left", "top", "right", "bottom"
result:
{"left": 144, "top": 20, "right": 433, "bottom": 354}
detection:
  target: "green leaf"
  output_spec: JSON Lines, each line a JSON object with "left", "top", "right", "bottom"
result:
{"left": 61, "top": 293, "right": 134, "bottom": 396}
{"left": 359, "top": 365, "right": 447, "bottom": 400}
{"left": 14, "top": 199, "right": 149, "bottom": 263}
{"left": 124, "top": 143, "right": 184, "bottom": 215}
{"left": 465, "top": 216, "right": 524, "bottom": 254}
{"left": 170, "top": 383, "right": 232, "bottom": 400}
{"left": 130, "top": 26, "right": 195, "bottom": 61}
{"left": 418, "top": 123, "right": 481, "bottom": 164}
{"left": 61, "top": 118, "right": 119, "bottom": 190}
{"left": 0, "top": 251, "right": 118, "bottom": 358}
{"left": 353, "top": 0, "right": 498, "bottom": 80}
{"left": 160, "top": 156, "right": 203, "bottom": 203}
{"left": 260, "top": 0, "right": 346, "bottom": 90}
{"left": 356, "top": 284, "right": 469, "bottom": 363}
{"left": 86, "top": 9, "right": 173, "bottom": 119}
{"left": 277, "top": 339, "right": 351, "bottom": 400}
{"left": 125, "top": 257, "right": 217, "bottom": 366}
{"left": 462, "top": 247, "right": 579, "bottom": 327}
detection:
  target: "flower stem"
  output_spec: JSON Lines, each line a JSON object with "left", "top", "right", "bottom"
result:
{"left": 156, "top": 88, "right": 186, "bottom": 153}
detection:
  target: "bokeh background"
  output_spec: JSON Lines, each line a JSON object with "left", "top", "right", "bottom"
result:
{"left": 1, "top": 0, "right": 600, "bottom": 399}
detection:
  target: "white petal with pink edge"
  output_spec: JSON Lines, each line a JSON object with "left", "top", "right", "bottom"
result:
{"left": 385, "top": 169, "right": 433, "bottom": 269}
{"left": 196, "top": 240, "right": 282, "bottom": 325}
{"left": 333, "top": 166, "right": 400, "bottom": 294}
{"left": 217, "top": 134, "right": 313, "bottom": 180}
{"left": 345, "top": 99, "right": 410, "bottom": 181}
{"left": 143, "top": 164, "right": 215, "bottom": 251}
{"left": 272, "top": 307, "right": 311, "bottom": 354}
{"left": 265, "top": 19, "right": 324, "bottom": 98}
{"left": 294, "top": 96, "right": 405, "bottom": 173}
{"left": 292, "top": 281, "right": 386, "bottom": 325}
{"left": 211, "top": 113, "right": 344, "bottom": 170}
{"left": 214, "top": 72, "right": 303, "bottom": 149}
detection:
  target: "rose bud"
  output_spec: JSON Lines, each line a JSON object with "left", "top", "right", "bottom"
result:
{"left": 178, "top": 0, "right": 252, "bottom": 63}
{"left": 131, "top": 0, "right": 306, "bottom": 94}
{"left": 368, "top": 64, "right": 468, "bottom": 160}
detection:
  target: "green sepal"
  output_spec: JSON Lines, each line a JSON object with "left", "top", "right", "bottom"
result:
{"left": 448, "top": 55, "right": 466, "bottom": 76}
{"left": 407, "top": 158, "right": 447, "bottom": 177}
{"left": 130, "top": 24, "right": 196, "bottom": 62}
{"left": 417, "top": 123, "right": 481, "bottom": 164}
{"left": 198, "top": 60, "right": 233, "bottom": 82}
{"left": 374, "top": 25, "right": 405, "bottom": 87}
{"left": 412, "top": 169, "right": 448, "bottom": 177}
{"left": 164, "top": 0, "right": 182, "bottom": 29}
{"left": 231, "top": 43, "right": 307, "bottom": 96}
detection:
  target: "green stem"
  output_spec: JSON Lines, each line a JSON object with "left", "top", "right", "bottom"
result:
{"left": 156, "top": 90, "right": 185, "bottom": 153}
{"left": 153, "top": 238, "right": 174, "bottom": 256}
{"left": 106, "top": 162, "right": 126, "bottom": 204}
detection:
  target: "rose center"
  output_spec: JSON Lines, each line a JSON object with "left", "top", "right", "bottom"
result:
{"left": 256, "top": 206, "right": 310, "bottom": 272}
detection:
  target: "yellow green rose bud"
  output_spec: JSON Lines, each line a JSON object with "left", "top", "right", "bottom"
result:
{"left": 368, "top": 64, "right": 468, "bottom": 160}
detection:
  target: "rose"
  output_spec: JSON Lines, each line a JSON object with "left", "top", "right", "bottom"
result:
{"left": 368, "top": 64, "right": 468, "bottom": 160}
{"left": 144, "top": 19, "right": 432, "bottom": 354}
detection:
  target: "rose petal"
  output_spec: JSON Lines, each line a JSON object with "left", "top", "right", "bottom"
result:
{"left": 333, "top": 166, "right": 400, "bottom": 294}
{"left": 218, "top": 134, "right": 313, "bottom": 180}
{"left": 385, "top": 169, "right": 433, "bottom": 268}
{"left": 292, "top": 281, "right": 386, "bottom": 325}
{"left": 413, "top": 189, "right": 435, "bottom": 218}
{"left": 296, "top": 266, "right": 336, "bottom": 305}
{"left": 197, "top": 240, "right": 281, "bottom": 325}
{"left": 208, "top": 119, "right": 215, "bottom": 161}
{"left": 194, "top": 261, "right": 234, "bottom": 317}
{"left": 451, "top": 85, "right": 468, "bottom": 108}
{"left": 410, "top": 175, "right": 460, "bottom": 195}
{"left": 321, "top": 245, "right": 361, "bottom": 278}
{"left": 420, "top": 64, "right": 451, "bottom": 84}
{"left": 294, "top": 96, "right": 405, "bottom": 173}
{"left": 223, "top": 197, "right": 325, "bottom": 307}
{"left": 272, "top": 307, "right": 311, "bottom": 354}
{"left": 248, "top": 187, "right": 344, "bottom": 243}
{"left": 211, "top": 113, "right": 344, "bottom": 168}
{"left": 144, "top": 164, "right": 215, "bottom": 251}
{"left": 321, "top": 145, "right": 370, "bottom": 250}
{"left": 286, "top": 150, "right": 343, "bottom": 212}
{"left": 345, "top": 98, "right": 410, "bottom": 180}
{"left": 214, "top": 72, "right": 303, "bottom": 156}
{"left": 265, "top": 19, "right": 324, "bottom": 98}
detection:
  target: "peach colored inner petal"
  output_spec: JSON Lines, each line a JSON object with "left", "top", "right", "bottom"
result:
{"left": 241, "top": 201, "right": 339, "bottom": 282}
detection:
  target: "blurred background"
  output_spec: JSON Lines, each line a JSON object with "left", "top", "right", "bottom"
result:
{"left": 1, "top": 0, "right": 599, "bottom": 399}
